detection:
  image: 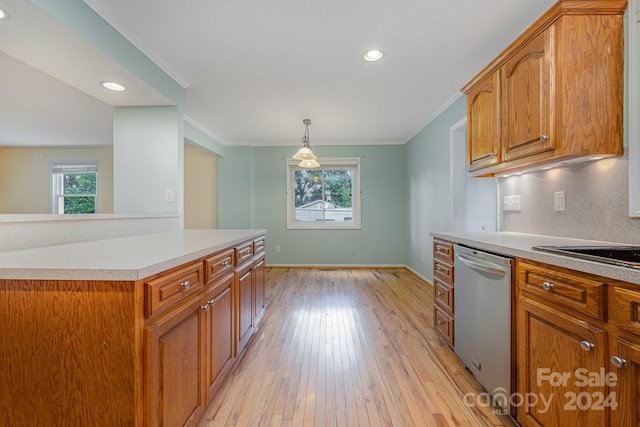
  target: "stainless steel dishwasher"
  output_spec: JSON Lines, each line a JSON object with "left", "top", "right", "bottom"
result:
{"left": 454, "top": 244, "right": 514, "bottom": 413}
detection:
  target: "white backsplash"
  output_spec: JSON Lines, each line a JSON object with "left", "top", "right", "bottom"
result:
{"left": 499, "top": 152, "right": 640, "bottom": 244}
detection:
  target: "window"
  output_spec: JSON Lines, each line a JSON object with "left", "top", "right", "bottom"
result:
{"left": 52, "top": 163, "right": 98, "bottom": 214}
{"left": 286, "top": 157, "right": 361, "bottom": 229}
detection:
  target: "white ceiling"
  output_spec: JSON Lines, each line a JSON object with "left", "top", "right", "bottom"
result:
{"left": 0, "top": 0, "right": 556, "bottom": 147}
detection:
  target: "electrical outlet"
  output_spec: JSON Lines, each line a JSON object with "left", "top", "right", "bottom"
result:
{"left": 165, "top": 189, "right": 174, "bottom": 202}
{"left": 503, "top": 195, "right": 521, "bottom": 211}
{"left": 554, "top": 191, "right": 566, "bottom": 211}
{"left": 274, "top": 245, "right": 280, "bottom": 253}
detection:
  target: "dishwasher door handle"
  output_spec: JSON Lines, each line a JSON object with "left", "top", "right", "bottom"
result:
{"left": 455, "top": 253, "right": 508, "bottom": 277}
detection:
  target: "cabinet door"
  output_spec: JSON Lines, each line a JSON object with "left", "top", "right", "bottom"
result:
{"left": 502, "top": 29, "right": 555, "bottom": 162}
{"left": 205, "top": 274, "right": 234, "bottom": 400}
{"left": 518, "top": 296, "right": 608, "bottom": 427}
{"left": 609, "top": 336, "right": 640, "bottom": 426}
{"left": 467, "top": 71, "right": 501, "bottom": 171}
{"left": 144, "top": 296, "right": 206, "bottom": 427}
{"left": 253, "top": 255, "right": 265, "bottom": 326}
{"left": 235, "top": 262, "right": 254, "bottom": 354}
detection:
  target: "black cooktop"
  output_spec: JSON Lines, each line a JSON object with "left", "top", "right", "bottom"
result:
{"left": 532, "top": 245, "right": 640, "bottom": 269}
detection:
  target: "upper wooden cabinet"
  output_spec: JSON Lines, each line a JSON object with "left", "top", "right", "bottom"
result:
{"left": 467, "top": 71, "right": 501, "bottom": 171}
{"left": 462, "top": 0, "right": 626, "bottom": 176}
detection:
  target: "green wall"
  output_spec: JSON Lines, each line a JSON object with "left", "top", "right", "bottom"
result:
{"left": 219, "top": 145, "right": 407, "bottom": 265}
{"left": 405, "top": 97, "right": 467, "bottom": 280}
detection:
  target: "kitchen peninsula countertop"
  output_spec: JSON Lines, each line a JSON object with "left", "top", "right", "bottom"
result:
{"left": 0, "top": 229, "right": 266, "bottom": 281}
{"left": 431, "top": 231, "right": 640, "bottom": 285}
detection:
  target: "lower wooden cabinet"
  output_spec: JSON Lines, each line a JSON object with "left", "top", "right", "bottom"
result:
{"left": 609, "top": 336, "right": 640, "bottom": 426}
{"left": 144, "top": 294, "right": 207, "bottom": 427}
{"left": 205, "top": 273, "right": 234, "bottom": 399}
{"left": 516, "top": 259, "right": 640, "bottom": 427}
{"left": 236, "top": 261, "right": 254, "bottom": 355}
{"left": 517, "top": 296, "right": 608, "bottom": 427}
{"left": 253, "top": 254, "right": 266, "bottom": 325}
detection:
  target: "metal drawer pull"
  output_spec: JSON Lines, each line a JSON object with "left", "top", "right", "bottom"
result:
{"left": 201, "top": 303, "right": 210, "bottom": 312}
{"left": 611, "top": 356, "right": 627, "bottom": 368}
{"left": 436, "top": 290, "right": 445, "bottom": 296}
{"left": 436, "top": 320, "right": 444, "bottom": 325}
{"left": 222, "top": 260, "right": 230, "bottom": 266}
{"left": 436, "top": 245, "right": 447, "bottom": 253}
{"left": 580, "top": 341, "right": 595, "bottom": 352}
{"left": 542, "top": 281, "right": 554, "bottom": 291}
{"left": 181, "top": 280, "right": 191, "bottom": 289}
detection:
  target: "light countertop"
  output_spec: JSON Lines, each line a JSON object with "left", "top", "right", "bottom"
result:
{"left": 431, "top": 231, "right": 640, "bottom": 285}
{"left": 0, "top": 229, "right": 266, "bottom": 281}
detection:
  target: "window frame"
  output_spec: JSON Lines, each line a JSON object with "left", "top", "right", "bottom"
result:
{"left": 51, "top": 163, "right": 99, "bottom": 214}
{"left": 286, "top": 157, "right": 361, "bottom": 230}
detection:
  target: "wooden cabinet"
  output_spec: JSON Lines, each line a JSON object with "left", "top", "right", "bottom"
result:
{"left": 462, "top": 0, "right": 626, "bottom": 177}
{"left": 466, "top": 71, "right": 501, "bottom": 171}
{"left": 204, "top": 273, "right": 234, "bottom": 400}
{"left": 433, "top": 238, "right": 455, "bottom": 348}
{"left": 502, "top": 30, "right": 553, "bottom": 162}
{"left": 518, "top": 295, "right": 608, "bottom": 426}
{"left": 516, "top": 259, "right": 640, "bottom": 427}
{"left": 253, "top": 253, "right": 266, "bottom": 325}
{"left": 235, "top": 260, "right": 254, "bottom": 355}
{"left": 144, "top": 290, "right": 207, "bottom": 427}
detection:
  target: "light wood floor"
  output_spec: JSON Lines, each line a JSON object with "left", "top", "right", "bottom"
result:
{"left": 199, "top": 267, "right": 518, "bottom": 427}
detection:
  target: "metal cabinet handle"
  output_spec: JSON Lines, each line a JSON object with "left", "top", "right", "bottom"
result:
{"left": 201, "top": 303, "right": 210, "bottom": 312}
{"left": 542, "top": 281, "right": 554, "bottom": 291}
{"left": 474, "top": 152, "right": 497, "bottom": 162}
{"left": 520, "top": 135, "right": 550, "bottom": 146}
{"left": 436, "top": 320, "right": 444, "bottom": 325}
{"left": 181, "top": 280, "right": 191, "bottom": 289}
{"left": 436, "top": 290, "right": 445, "bottom": 296}
{"left": 222, "top": 260, "right": 230, "bottom": 267}
{"left": 580, "top": 341, "right": 595, "bottom": 351}
{"left": 436, "top": 245, "right": 447, "bottom": 253}
{"left": 611, "top": 356, "right": 627, "bottom": 368}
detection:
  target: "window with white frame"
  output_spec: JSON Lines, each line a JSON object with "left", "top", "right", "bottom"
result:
{"left": 52, "top": 163, "right": 98, "bottom": 214}
{"left": 286, "top": 157, "right": 361, "bottom": 229}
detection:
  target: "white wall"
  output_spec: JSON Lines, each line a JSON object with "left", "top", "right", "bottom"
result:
{"left": 113, "top": 106, "right": 182, "bottom": 214}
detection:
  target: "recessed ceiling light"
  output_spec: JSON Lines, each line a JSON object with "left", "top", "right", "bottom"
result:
{"left": 363, "top": 49, "right": 384, "bottom": 62}
{"left": 0, "top": 8, "right": 10, "bottom": 20}
{"left": 101, "top": 81, "right": 126, "bottom": 92}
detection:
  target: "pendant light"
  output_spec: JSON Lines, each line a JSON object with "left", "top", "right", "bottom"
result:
{"left": 293, "top": 119, "right": 319, "bottom": 168}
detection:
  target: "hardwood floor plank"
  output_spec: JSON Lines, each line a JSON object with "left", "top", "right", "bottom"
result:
{"left": 199, "top": 267, "right": 517, "bottom": 427}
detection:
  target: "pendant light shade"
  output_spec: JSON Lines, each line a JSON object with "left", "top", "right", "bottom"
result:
{"left": 293, "top": 119, "right": 319, "bottom": 168}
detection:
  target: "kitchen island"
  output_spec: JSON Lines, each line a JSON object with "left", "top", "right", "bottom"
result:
{"left": 0, "top": 229, "right": 267, "bottom": 427}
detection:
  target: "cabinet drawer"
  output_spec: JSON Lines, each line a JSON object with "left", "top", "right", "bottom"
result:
{"left": 253, "top": 238, "right": 265, "bottom": 254}
{"left": 434, "top": 305, "right": 454, "bottom": 348}
{"left": 433, "top": 259, "right": 454, "bottom": 284}
{"left": 612, "top": 287, "right": 640, "bottom": 336}
{"left": 145, "top": 262, "right": 203, "bottom": 318}
{"left": 235, "top": 242, "right": 254, "bottom": 265}
{"left": 434, "top": 278, "right": 454, "bottom": 314}
{"left": 433, "top": 239, "right": 454, "bottom": 263}
{"left": 518, "top": 260, "right": 606, "bottom": 321}
{"left": 204, "top": 249, "right": 234, "bottom": 284}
